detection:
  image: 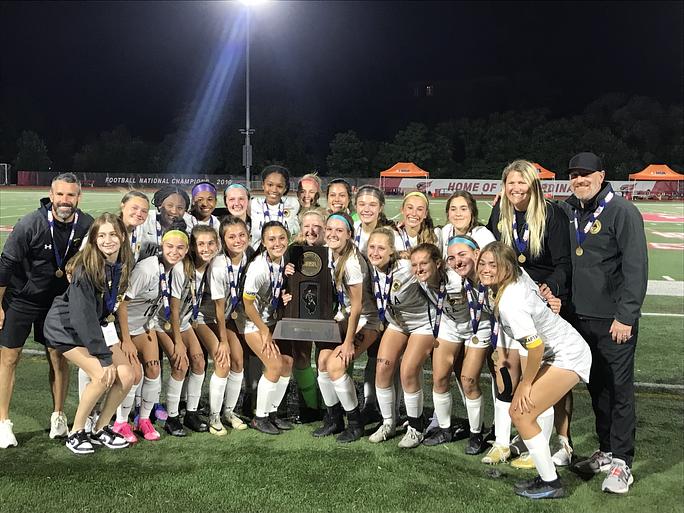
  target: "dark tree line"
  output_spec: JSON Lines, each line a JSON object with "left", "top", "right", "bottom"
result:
{"left": 7, "top": 93, "right": 683, "bottom": 180}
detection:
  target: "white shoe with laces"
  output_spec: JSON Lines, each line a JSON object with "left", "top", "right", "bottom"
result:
{"left": 369, "top": 422, "right": 396, "bottom": 443}
{"left": 552, "top": 436, "right": 574, "bottom": 466}
{"left": 222, "top": 411, "right": 247, "bottom": 431}
{"left": 49, "top": 411, "right": 68, "bottom": 439}
{"left": 0, "top": 419, "right": 18, "bottom": 448}
{"left": 398, "top": 426, "right": 424, "bottom": 448}
{"left": 602, "top": 458, "right": 634, "bottom": 494}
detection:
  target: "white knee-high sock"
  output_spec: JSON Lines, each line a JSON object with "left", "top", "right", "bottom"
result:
{"left": 539, "top": 406, "right": 555, "bottom": 442}
{"left": 135, "top": 368, "right": 143, "bottom": 408}
{"left": 363, "top": 358, "right": 377, "bottom": 407}
{"left": 186, "top": 372, "right": 205, "bottom": 412}
{"left": 494, "top": 399, "right": 512, "bottom": 446}
{"left": 404, "top": 389, "right": 423, "bottom": 419}
{"left": 255, "top": 375, "right": 278, "bottom": 417}
{"left": 222, "top": 370, "right": 243, "bottom": 414}
{"left": 376, "top": 386, "right": 395, "bottom": 426}
{"left": 116, "top": 381, "right": 139, "bottom": 423}
{"left": 332, "top": 374, "right": 358, "bottom": 412}
{"left": 432, "top": 390, "right": 452, "bottom": 429}
{"left": 78, "top": 368, "right": 90, "bottom": 400}
{"left": 140, "top": 376, "right": 161, "bottom": 420}
{"left": 269, "top": 376, "right": 290, "bottom": 413}
{"left": 465, "top": 395, "right": 483, "bottom": 433}
{"left": 524, "top": 431, "right": 558, "bottom": 482}
{"left": 209, "top": 374, "right": 228, "bottom": 416}
{"left": 317, "top": 371, "right": 339, "bottom": 407}
{"left": 181, "top": 375, "right": 189, "bottom": 402}
{"left": 165, "top": 376, "right": 184, "bottom": 418}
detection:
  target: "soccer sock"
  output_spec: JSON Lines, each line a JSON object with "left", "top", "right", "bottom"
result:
{"left": 135, "top": 369, "right": 143, "bottom": 408}
{"left": 404, "top": 389, "right": 423, "bottom": 420}
{"left": 222, "top": 370, "right": 244, "bottom": 414}
{"left": 255, "top": 375, "right": 278, "bottom": 417}
{"left": 332, "top": 374, "right": 359, "bottom": 412}
{"left": 165, "top": 376, "right": 184, "bottom": 418}
{"left": 465, "top": 395, "right": 483, "bottom": 433}
{"left": 116, "top": 382, "right": 138, "bottom": 423}
{"left": 317, "top": 371, "right": 339, "bottom": 407}
{"left": 494, "top": 399, "right": 512, "bottom": 446}
{"left": 186, "top": 372, "right": 205, "bottom": 412}
{"left": 524, "top": 431, "right": 558, "bottom": 482}
{"left": 293, "top": 366, "right": 319, "bottom": 410}
{"left": 209, "top": 373, "right": 228, "bottom": 416}
{"left": 376, "top": 386, "right": 395, "bottom": 426}
{"left": 140, "top": 376, "right": 161, "bottom": 420}
{"left": 363, "top": 357, "right": 377, "bottom": 408}
{"left": 78, "top": 368, "right": 90, "bottom": 400}
{"left": 269, "top": 376, "right": 291, "bottom": 413}
{"left": 181, "top": 375, "right": 189, "bottom": 403}
{"left": 432, "top": 390, "right": 452, "bottom": 429}
{"left": 539, "top": 406, "right": 555, "bottom": 442}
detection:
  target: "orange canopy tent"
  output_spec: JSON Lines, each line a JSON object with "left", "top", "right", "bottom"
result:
{"left": 629, "top": 164, "right": 684, "bottom": 181}
{"left": 532, "top": 162, "right": 555, "bottom": 179}
{"left": 380, "top": 162, "right": 429, "bottom": 193}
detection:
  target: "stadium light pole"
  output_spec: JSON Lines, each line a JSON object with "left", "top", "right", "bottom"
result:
{"left": 239, "top": 0, "right": 268, "bottom": 190}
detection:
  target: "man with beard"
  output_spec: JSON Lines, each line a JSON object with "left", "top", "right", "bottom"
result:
{"left": 0, "top": 173, "right": 94, "bottom": 447}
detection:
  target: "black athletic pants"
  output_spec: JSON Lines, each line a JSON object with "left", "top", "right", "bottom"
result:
{"left": 575, "top": 317, "right": 637, "bottom": 467}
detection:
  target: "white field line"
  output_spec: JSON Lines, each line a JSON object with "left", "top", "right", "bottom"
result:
{"left": 647, "top": 280, "right": 684, "bottom": 297}
{"left": 663, "top": 276, "right": 675, "bottom": 281}
{"left": 643, "top": 312, "right": 684, "bottom": 317}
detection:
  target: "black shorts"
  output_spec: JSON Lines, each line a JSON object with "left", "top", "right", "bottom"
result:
{"left": 0, "top": 300, "right": 48, "bottom": 349}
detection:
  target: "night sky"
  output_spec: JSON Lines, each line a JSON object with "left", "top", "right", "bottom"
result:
{"left": 1, "top": 1, "right": 682, "bottom": 146}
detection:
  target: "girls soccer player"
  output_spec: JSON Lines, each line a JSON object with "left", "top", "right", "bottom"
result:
{"left": 185, "top": 182, "right": 220, "bottom": 234}
{"left": 119, "top": 191, "right": 152, "bottom": 263}
{"left": 249, "top": 165, "right": 300, "bottom": 248}
{"left": 439, "top": 191, "right": 495, "bottom": 257}
{"left": 224, "top": 183, "right": 251, "bottom": 230}
{"left": 296, "top": 174, "right": 322, "bottom": 213}
{"left": 43, "top": 213, "right": 135, "bottom": 454}
{"left": 325, "top": 179, "right": 353, "bottom": 216}
{"left": 395, "top": 192, "right": 438, "bottom": 252}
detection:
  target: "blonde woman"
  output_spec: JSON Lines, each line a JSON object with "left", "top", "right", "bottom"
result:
{"left": 394, "top": 191, "right": 438, "bottom": 252}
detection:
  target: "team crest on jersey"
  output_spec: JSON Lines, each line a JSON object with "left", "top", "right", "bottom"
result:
{"left": 284, "top": 209, "right": 291, "bottom": 218}
{"left": 392, "top": 281, "right": 401, "bottom": 292}
{"left": 590, "top": 220, "right": 601, "bottom": 234}
{"left": 448, "top": 295, "right": 463, "bottom": 307}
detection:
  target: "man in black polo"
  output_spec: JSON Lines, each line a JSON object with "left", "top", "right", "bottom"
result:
{"left": 563, "top": 152, "right": 648, "bottom": 495}
{"left": 0, "top": 173, "right": 93, "bottom": 447}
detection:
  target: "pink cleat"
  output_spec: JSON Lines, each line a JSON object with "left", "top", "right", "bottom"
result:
{"left": 135, "top": 418, "right": 161, "bottom": 441}
{"left": 112, "top": 421, "right": 138, "bottom": 444}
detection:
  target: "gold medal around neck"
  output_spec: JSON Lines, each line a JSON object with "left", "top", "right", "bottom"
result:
{"left": 379, "top": 324, "right": 385, "bottom": 332}
{"left": 392, "top": 281, "right": 401, "bottom": 292}
{"left": 517, "top": 254, "right": 526, "bottom": 264}
{"left": 590, "top": 220, "right": 602, "bottom": 235}
{"left": 164, "top": 321, "right": 172, "bottom": 332}
{"left": 106, "top": 314, "right": 115, "bottom": 323}
{"left": 471, "top": 335, "right": 479, "bottom": 345}
{"left": 55, "top": 269, "right": 64, "bottom": 278}
{"left": 231, "top": 311, "right": 238, "bottom": 320}
{"left": 576, "top": 247, "right": 584, "bottom": 257}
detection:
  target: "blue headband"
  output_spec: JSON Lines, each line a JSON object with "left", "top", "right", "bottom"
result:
{"left": 448, "top": 236, "right": 479, "bottom": 250}
{"left": 328, "top": 213, "right": 352, "bottom": 230}
{"left": 192, "top": 182, "right": 216, "bottom": 197}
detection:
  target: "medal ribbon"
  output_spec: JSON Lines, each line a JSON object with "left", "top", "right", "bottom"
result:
{"left": 47, "top": 210, "right": 79, "bottom": 272}
{"left": 261, "top": 199, "right": 284, "bottom": 230}
{"left": 490, "top": 316, "right": 499, "bottom": 349}
{"left": 328, "top": 251, "right": 347, "bottom": 315}
{"left": 400, "top": 228, "right": 412, "bottom": 251}
{"left": 158, "top": 258, "right": 172, "bottom": 324}
{"left": 155, "top": 211, "right": 163, "bottom": 254}
{"left": 130, "top": 225, "right": 140, "bottom": 261}
{"left": 373, "top": 268, "right": 393, "bottom": 322}
{"left": 573, "top": 191, "right": 614, "bottom": 249}
{"left": 227, "top": 254, "right": 245, "bottom": 317}
{"left": 463, "top": 279, "right": 485, "bottom": 335}
{"left": 267, "top": 254, "right": 284, "bottom": 310}
{"left": 431, "top": 280, "right": 446, "bottom": 338}
{"left": 103, "top": 263, "right": 122, "bottom": 320}
{"left": 191, "top": 269, "right": 207, "bottom": 322}
{"left": 512, "top": 216, "right": 529, "bottom": 256}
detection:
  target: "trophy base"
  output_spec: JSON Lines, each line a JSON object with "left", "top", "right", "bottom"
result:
{"left": 273, "top": 318, "right": 341, "bottom": 344}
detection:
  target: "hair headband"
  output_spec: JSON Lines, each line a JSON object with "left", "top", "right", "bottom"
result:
{"left": 192, "top": 183, "right": 217, "bottom": 198}
{"left": 162, "top": 230, "right": 189, "bottom": 244}
{"left": 448, "top": 236, "right": 479, "bottom": 250}
{"left": 328, "top": 214, "right": 352, "bottom": 230}
{"left": 356, "top": 186, "right": 383, "bottom": 201}
{"left": 299, "top": 177, "right": 320, "bottom": 191}
{"left": 225, "top": 183, "right": 249, "bottom": 193}
{"left": 404, "top": 191, "right": 429, "bottom": 204}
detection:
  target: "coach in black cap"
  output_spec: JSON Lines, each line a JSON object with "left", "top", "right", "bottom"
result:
{"left": 562, "top": 152, "right": 647, "bottom": 495}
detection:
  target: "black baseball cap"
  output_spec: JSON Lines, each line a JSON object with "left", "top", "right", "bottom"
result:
{"left": 568, "top": 152, "right": 604, "bottom": 174}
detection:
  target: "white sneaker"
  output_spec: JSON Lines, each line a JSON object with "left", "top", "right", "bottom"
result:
{"left": 602, "top": 458, "right": 634, "bottom": 494}
{"left": 222, "top": 411, "right": 247, "bottom": 431}
{"left": 209, "top": 414, "right": 227, "bottom": 437}
{"left": 369, "top": 422, "right": 396, "bottom": 443}
{"left": 49, "top": 411, "right": 68, "bottom": 439}
{"left": 552, "top": 436, "right": 574, "bottom": 466}
{"left": 0, "top": 419, "right": 18, "bottom": 448}
{"left": 84, "top": 415, "right": 95, "bottom": 435}
{"left": 398, "top": 426, "right": 423, "bottom": 448}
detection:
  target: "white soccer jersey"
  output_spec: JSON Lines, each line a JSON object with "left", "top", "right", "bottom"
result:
{"left": 439, "top": 224, "right": 496, "bottom": 258}
{"left": 161, "top": 262, "right": 210, "bottom": 330}
{"left": 183, "top": 213, "right": 221, "bottom": 237}
{"left": 124, "top": 256, "right": 163, "bottom": 336}
{"left": 352, "top": 221, "right": 372, "bottom": 256}
{"left": 497, "top": 271, "right": 592, "bottom": 382}
{"left": 209, "top": 253, "right": 247, "bottom": 323}
{"left": 394, "top": 227, "right": 441, "bottom": 252}
{"left": 329, "top": 249, "right": 379, "bottom": 323}
{"left": 377, "top": 259, "right": 432, "bottom": 333}
{"left": 240, "top": 252, "right": 284, "bottom": 333}
{"left": 249, "top": 197, "right": 300, "bottom": 249}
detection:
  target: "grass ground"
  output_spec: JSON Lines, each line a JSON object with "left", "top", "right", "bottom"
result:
{"left": 0, "top": 357, "right": 683, "bottom": 513}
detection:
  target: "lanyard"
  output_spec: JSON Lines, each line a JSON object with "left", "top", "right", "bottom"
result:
{"left": 512, "top": 215, "right": 529, "bottom": 259}
{"left": 103, "top": 263, "right": 122, "bottom": 318}
{"left": 431, "top": 280, "right": 446, "bottom": 338}
{"left": 155, "top": 211, "right": 163, "bottom": 254}
{"left": 47, "top": 210, "right": 79, "bottom": 275}
{"left": 328, "top": 250, "right": 347, "bottom": 315}
{"left": 463, "top": 279, "right": 485, "bottom": 335}
{"left": 490, "top": 316, "right": 499, "bottom": 349}
{"left": 191, "top": 269, "right": 207, "bottom": 322}
{"left": 130, "top": 225, "right": 140, "bottom": 261}
{"left": 227, "top": 254, "right": 245, "bottom": 315}
{"left": 373, "top": 268, "right": 393, "bottom": 322}
{"left": 189, "top": 215, "right": 215, "bottom": 229}
{"left": 267, "top": 254, "right": 284, "bottom": 310}
{"left": 261, "top": 200, "right": 284, "bottom": 230}
{"left": 158, "top": 258, "right": 172, "bottom": 326}
{"left": 399, "top": 228, "right": 412, "bottom": 251}
{"left": 573, "top": 191, "right": 614, "bottom": 250}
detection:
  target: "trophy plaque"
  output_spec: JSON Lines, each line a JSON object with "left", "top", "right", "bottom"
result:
{"left": 273, "top": 245, "right": 341, "bottom": 344}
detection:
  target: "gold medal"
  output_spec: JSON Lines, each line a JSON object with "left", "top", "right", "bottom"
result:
{"left": 590, "top": 220, "right": 601, "bottom": 235}
{"left": 106, "top": 314, "right": 115, "bottom": 323}
{"left": 231, "top": 311, "right": 238, "bottom": 320}
{"left": 491, "top": 350, "right": 499, "bottom": 364}
{"left": 471, "top": 335, "right": 479, "bottom": 345}
{"left": 192, "top": 321, "right": 198, "bottom": 329}
{"left": 392, "top": 281, "right": 401, "bottom": 292}
{"left": 164, "top": 321, "right": 172, "bottom": 332}
{"left": 575, "top": 247, "right": 584, "bottom": 257}
{"left": 55, "top": 269, "right": 64, "bottom": 278}
{"left": 517, "top": 254, "right": 526, "bottom": 264}
{"left": 379, "top": 324, "right": 385, "bottom": 332}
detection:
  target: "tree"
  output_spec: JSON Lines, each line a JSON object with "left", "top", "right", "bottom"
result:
{"left": 326, "top": 130, "right": 368, "bottom": 176}
{"left": 14, "top": 130, "right": 51, "bottom": 172}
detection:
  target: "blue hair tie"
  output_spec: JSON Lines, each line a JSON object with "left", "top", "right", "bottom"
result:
{"left": 448, "top": 236, "right": 478, "bottom": 250}
{"left": 328, "top": 213, "right": 352, "bottom": 230}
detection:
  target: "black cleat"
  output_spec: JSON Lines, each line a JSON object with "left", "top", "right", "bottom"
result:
{"left": 465, "top": 431, "right": 487, "bottom": 455}
{"left": 296, "top": 407, "right": 323, "bottom": 424}
{"left": 452, "top": 419, "right": 470, "bottom": 441}
{"left": 422, "top": 426, "right": 454, "bottom": 446}
{"left": 269, "top": 412, "right": 294, "bottom": 431}
{"left": 251, "top": 416, "right": 281, "bottom": 435}
{"left": 514, "top": 475, "right": 565, "bottom": 499}
{"left": 183, "top": 411, "right": 209, "bottom": 433}
{"left": 336, "top": 408, "right": 364, "bottom": 444}
{"left": 313, "top": 404, "right": 345, "bottom": 437}
{"left": 360, "top": 404, "right": 382, "bottom": 425}
{"left": 164, "top": 415, "right": 187, "bottom": 437}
